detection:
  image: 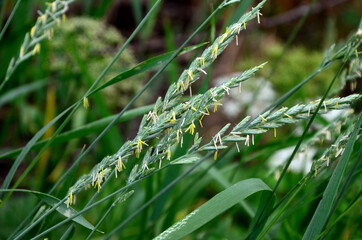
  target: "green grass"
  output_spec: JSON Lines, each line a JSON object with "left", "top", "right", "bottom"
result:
{"left": 0, "top": 0, "right": 361, "bottom": 239}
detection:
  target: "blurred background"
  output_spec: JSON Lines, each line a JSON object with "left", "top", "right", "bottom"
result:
{"left": 0, "top": 0, "right": 361, "bottom": 238}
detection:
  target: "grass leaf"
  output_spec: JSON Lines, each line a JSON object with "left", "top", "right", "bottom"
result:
{"left": 302, "top": 114, "right": 362, "bottom": 240}
{"left": 0, "top": 189, "right": 102, "bottom": 233}
{"left": 154, "top": 178, "right": 271, "bottom": 240}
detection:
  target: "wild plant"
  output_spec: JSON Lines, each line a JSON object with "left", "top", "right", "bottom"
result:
{"left": 0, "top": 0, "right": 361, "bottom": 239}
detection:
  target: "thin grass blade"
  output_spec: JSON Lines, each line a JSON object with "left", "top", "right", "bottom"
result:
{"left": 302, "top": 114, "right": 362, "bottom": 240}
{"left": 154, "top": 178, "right": 271, "bottom": 240}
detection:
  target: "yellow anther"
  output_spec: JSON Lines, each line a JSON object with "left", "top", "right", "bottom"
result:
{"left": 219, "top": 35, "right": 227, "bottom": 44}
{"left": 62, "top": 14, "right": 66, "bottom": 22}
{"left": 197, "top": 57, "right": 205, "bottom": 67}
{"left": 274, "top": 128, "right": 277, "bottom": 138}
{"left": 243, "top": 20, "right": 246, "bottom": 29}
{"left": 167, "top": 147, "right": 171, "bottom": 160}
{"left": 32, "top": 43, "right": 41, "bottom": 55}
{"left": 132, "top": 138, "right": 149, "bottom": 158}
{"left": 214, "top": 100, "right": 221, "bottom": 112}
{"left": 284, "top": 113, "right": 293, "bottom": 119}
{"left": 168, "top": 111, "right": 177, "bottom": 123}
{"left": 192, "top": 106, "right": 197, "bottom": 111}
{"left": 211, "top": 45, "right": 218, "bottom": 60}
{"left": 187, "top": 69, "right": 194, "bottom": 80}
{"left": 259, "top": 115, "right": 267, "bottom": 122}
{"left": 52, "top": 2, "right": 56, "bottom": 12}
{"left": 117, "top": 157, "right": 126, "bottom": 171}
{"left": 69, "top": 192, "right": 73, "bottom": 206}
{"left": 185, "top": 122, "right": 195, "bottom": 135}
{"left": 182, "top": 102, "right": 190, "bottom": 110}
{"left": 83, "top": 97, "right": 89, "bottom": 109}
{"left": 20, "top": 46, "right": 25, "bottom": 58}
{"left": 214, "top": 151, "right": 218, "bottom": 160}
{"left": 205, "top": 107, "right": 210, "bottom": 115}
{"left": 355, "top": 49, "right": 358, "bottom": 58}
{"left": 38, "top": 14, "right": 47, "bottom": 24}
{"left": 30, "top": 26, "right": 36, "bottom": 37}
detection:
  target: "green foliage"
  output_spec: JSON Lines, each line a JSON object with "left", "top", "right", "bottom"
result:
{"left": 0, "top": 0, "right": 361, "bottom": 240}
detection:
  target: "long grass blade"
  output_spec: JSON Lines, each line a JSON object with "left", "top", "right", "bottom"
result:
{"left": 154, "top": 178, "right": 271, "bottom": 240}
{"left": 302, "top": 114, "right": 362, "bottom": 240}
{"left": 0, "top": 0, "right": 22, "bottom": 42}
{"left": 0, "top": 189, "right": 100, "bottom": 232}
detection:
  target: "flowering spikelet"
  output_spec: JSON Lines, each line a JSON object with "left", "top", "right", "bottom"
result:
{"left": 133, "top": 138, "right": 149, "bottom": 158}
{"left": 32, "top": 44, "right": 41, "bottom": 55}
{"left": 211, "top": 45, "right": 218, "bottom": 60}
{"left": 185, "top": 122, "right": 196, "bottom": 135}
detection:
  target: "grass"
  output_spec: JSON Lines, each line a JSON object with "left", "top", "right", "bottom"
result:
{"left": 0, "top": 0, "right": 361, "bottom": 239}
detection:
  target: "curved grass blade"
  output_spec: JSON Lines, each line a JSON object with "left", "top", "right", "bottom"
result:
{"left": 0, "top": 104, "right": 74, "bottom": 200}
{"left": 88, "top": 43, "right": 207, "bottom": 96}
{"left": 0, "top": 0, "right": 22, "bottom": 42}
{"left": 154, "top": 178, "right": 271, "bottom": 240}
{"left": 0, "top": 189, "right": 102, "bottom": 233}
{"left": 316, "top": 190, "right": 362, "bottom": 240}
{"left": 0, "top": 79, "right": 48, "bottom": 108}
{"left": 302, "top": 114, "right": 362, "bottom": 240}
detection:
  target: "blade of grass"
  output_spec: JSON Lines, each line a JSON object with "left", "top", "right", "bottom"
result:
{"left": 302, "top": 114, "right": 362, "bottom": 240}
{"left": 102, "top": 152, "right": 212, "bottom": 240}
{"left": 0, "top": 79, "right": 48, "bottom": 107}
{"left": 131, "top": 0, "right": 142, "bottom": 24}
{"left": 163, "top": 17, "right": 180, "bottom": 85}
{"left": 0, "top": 0, "right": 22, "bottom": 42}
{"left": 200, "top": 161, "right": 255, "bottom": 218}
{"left": 140, "top": 0, "right": 161, "bottom": 40}
{"left": 316, "top": 190, "right": 362, "bottom": 240}
{"left": 154, "top": 178, "right": 271, "bottom": 240}
{"left": 322, "top": 146, "right": 362, "bottom": 232}
{"left": 0, "top": 103, "right": 75, "bottom": 201}
{"left": 0, "top": 189, "right": 100, "bottom": 232}
{"left": 89, "top": 43, "right": 207, "bottom": 96}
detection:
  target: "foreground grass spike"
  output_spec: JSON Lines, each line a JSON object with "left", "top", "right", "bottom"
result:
{"left": 196, "top": 95, "right": 360, "bottom": 157}
{"left": 65, "top": 1, "right": 267, "bottom": 200}
{"left": 163, "top": 0, "right": 266, "bottom": 107}
{"left": 66, "top": 63, "right": 266, "bottom": 199}
{"left": 1, "top": 0, "right": 73, "bottom": 92}
{"left": 310, "top": 122, "right": 356, "bottom": 176}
